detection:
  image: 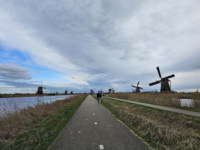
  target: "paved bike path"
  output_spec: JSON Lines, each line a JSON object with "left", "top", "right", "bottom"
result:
{"left": 106, "top": 97, "right": 200, "bottom": 118}
{"left": 48, "top": 95, "right": 150, "bottom": 150}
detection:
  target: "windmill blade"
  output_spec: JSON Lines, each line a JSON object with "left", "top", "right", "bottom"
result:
{"left": 149, "top": 81, "right": 160, "bottom": 86}
{"left": 165, "top": 74, "right": 175, "bottom": 79}
{"left": 131, "top": 85, "right": 137, "bottom": 88}
{"left": 139, "top": 87, "right": 143, "bottom": 89}
{"left": 156, "top": 66, "right": 162, "bottom": 78}
{"left": 137, "top": 81, "right": 140, "bottom": 86}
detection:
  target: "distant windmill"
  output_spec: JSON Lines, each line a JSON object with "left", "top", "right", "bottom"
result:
{"left": 149, "top": 67, "right": 175, "bottom": 92}
{"left": 131, "top": 81, "right": 143, "bottom": 93}
{"left": 108, "top": 86, "right": 115, "bottom": 93}
{"left": 65, "top": 88, "right": 69, "bottom": 94}
{"left": 36, "top": 81, "right": 46, "bottom": 94}
{"left": 111, "top": 87, "right": 115, "bottom": 93}
{"left": 108, "top": 85, "right": 112, "bottom": 94}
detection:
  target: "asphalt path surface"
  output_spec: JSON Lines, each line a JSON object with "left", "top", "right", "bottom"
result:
{"left": 106, "top": 97, "right": 200, "bottom": 118}
{"left": 48, "top": 95, "right": 150, "bottom": 150}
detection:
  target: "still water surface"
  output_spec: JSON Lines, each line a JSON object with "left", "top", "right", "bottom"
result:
{"left": 0, "top": 95, "right": 74, "bottom": 116}
{"left": 180, "top": 99, "right": 193, "bottom": 107}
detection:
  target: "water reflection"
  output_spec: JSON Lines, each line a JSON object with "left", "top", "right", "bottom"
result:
{"left": 180, "top": 99, "right": 193, "bottom": 107}
{"left": 0, "top": 95, "right": 74, "bottom": 116}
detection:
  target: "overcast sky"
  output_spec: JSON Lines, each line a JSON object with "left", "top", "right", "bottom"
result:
{"left": 0, "top": 0, "right": 200, "bottom": 94}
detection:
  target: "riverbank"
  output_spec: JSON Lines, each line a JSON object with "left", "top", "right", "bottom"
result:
{"left": 101, "top": 97, "right": 200, "bottom": 150}
{"left": 0, "top": 94, "right": 87, "bottom": 150}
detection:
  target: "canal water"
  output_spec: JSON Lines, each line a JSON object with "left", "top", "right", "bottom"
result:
{"left": 0, "top": 95, "right": 74, "bottom": 116}
{"left": 180, "top": 99, "right": 193, "bottom": 107}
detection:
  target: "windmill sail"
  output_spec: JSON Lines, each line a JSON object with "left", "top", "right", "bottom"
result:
{"left": 149, "top": 81, "right": 160, "bottom": 86}
{"left": 156, "top": 67, "right": 162, "bottom": 78}
{"left": 164, "top": 74, "right": 175, "bottom": 79}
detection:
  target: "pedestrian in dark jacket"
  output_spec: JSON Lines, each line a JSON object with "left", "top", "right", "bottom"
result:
{"left": 97, "top": 91, "right": 102, "bottom": 104}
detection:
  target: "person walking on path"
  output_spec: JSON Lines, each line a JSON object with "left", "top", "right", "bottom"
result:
{"left": 97, "top": 91, "right": 102, "bottom": 104}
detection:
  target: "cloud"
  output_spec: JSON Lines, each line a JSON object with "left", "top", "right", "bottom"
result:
{"left": 0, "top": 64, "right": 31, "bottom": 79}
{"left": 0, "top": 0, "right": 200, "bottom": 92}
{"left": 0, "top": 79, "right": 93, "bottom": 94}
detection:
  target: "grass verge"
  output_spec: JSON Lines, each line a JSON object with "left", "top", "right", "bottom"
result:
{"left": 101, "top": 97, "right": 200, "bottom": 150}
{"left": 0, "top": 94, "right": 87, "bottom": 150}
{"left": 109, "top": 93, "right": 200, "bottom": 112}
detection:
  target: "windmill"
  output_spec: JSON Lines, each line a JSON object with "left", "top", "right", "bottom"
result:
{"left": 149, "top": 67, "right": 175, "bottom": 92}
{"left": 108, "top": 85, "right": 112, "bottom": 94}
{"left": 108, "top": 86, "right": 115, "bottom": 93}
{"left": 65, "top": 88, "right": 69, "bottom": 94}
{"left": 131, "top": 81, "right": 143, "bottom": 93}
{"left": 111, "top": 87, "right": 115, "bottom": 93}
{"left": 36, "top": 81, "right": 46, "bottom": 94}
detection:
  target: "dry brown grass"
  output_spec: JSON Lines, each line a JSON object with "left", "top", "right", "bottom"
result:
{"left": 0, "top": 94, "right": 85, "bottom": 143}
{"left": 102, "top": 97, "right": 200, "bottom": 150}
{"left": 109, "top": 93, "right": 200, "bottom": 110}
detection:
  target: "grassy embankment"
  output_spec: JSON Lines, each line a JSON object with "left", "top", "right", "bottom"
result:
{"left": 100, "top": 96, "right": 200, "bottom": 150}
{"left": 0, "top": 94, "right": 87, "bottom": 150}
{"left": 109, "top": 93, "right": 200, "bottom": 111}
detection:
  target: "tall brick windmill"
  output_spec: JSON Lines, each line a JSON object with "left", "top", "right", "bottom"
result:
{"left": 131, "top": 81, "right": 143, "bottom": 93}
{"left": 149, "top": 67, "right": 175, "bottom": 92}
